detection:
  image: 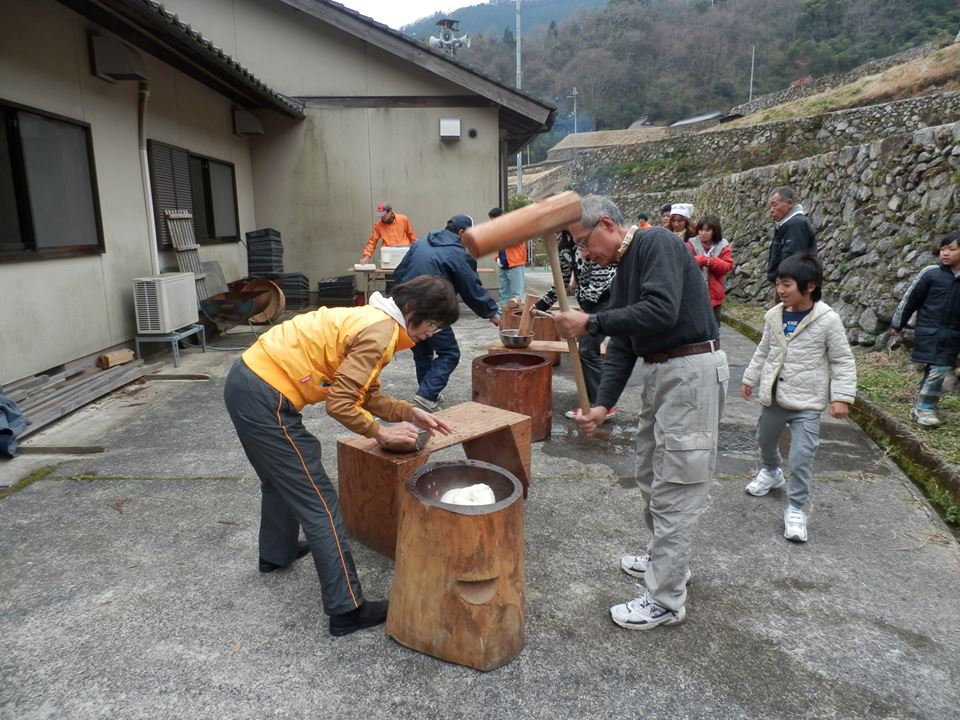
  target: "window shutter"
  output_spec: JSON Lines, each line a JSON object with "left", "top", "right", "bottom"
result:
{"left": 148, "top": 140, "right": 192, "bottom": 248}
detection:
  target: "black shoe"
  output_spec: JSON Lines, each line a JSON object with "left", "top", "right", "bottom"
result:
{"left": 258, "top": 541, "right": 310, "bottom": 573}
{"left": 329, "top": 600, "right": 389, "bottom": 637}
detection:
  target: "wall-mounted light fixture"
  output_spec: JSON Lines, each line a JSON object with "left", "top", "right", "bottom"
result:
{"left": 439, "top": 117, "right": 461, "bottom": 141}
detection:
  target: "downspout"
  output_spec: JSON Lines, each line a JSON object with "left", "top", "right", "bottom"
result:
{"left": 138, "top": 80, "right": 160, "bottom": 275}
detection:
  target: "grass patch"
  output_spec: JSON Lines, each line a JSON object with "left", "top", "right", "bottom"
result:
{"left": 0, "top": 465, "right": 57, "bottom": 500}
{"left": 719, "top": 43, "right": 960, "bottom": 128}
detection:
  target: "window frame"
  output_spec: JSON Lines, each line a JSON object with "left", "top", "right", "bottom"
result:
{"left": 188, "top": 150, "right": 241, "bottom": 245}
{"left": 148, "top": 139, "right": 240, "bottom": 249}
{"left": 0, "top": 98, "right": 105, "bottom": 263}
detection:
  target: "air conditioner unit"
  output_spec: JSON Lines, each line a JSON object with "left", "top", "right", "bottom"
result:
{"left": 133, "top": 273, "right": 199, "bottom": 334}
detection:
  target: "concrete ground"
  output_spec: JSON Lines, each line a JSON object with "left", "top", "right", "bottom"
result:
{"left": 2, "top": 270, "right": 959, "bottom": 720}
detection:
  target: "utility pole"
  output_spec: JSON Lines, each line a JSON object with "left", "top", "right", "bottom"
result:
{"left": 748, "top": 45, "right": 755, "bottom": 103}
{"left": 515, "top": 0, "right": 523, "bottom": 194}
{"left": 568, "top": 86, "right": 578, "bottom": 134}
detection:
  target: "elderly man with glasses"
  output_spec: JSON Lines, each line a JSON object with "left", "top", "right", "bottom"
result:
{"left": 553, "top": 195, "right": 729, "bottom": 631}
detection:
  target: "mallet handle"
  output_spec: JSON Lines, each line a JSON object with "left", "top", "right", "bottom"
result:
{"left": 544, "top": 233, "right": 590, "bottom": 414}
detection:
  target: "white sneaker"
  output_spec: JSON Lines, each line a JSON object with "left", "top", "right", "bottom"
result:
{"left": 619, "top": 554, "right": 692, "bottom": 584}
{"left": 745, "top": 467, "right": 785, "bottom": 497}
{"left": 783, "top": 505, "right": 808, "bottom": 543}
{"left": 610, "top": 590, "right": 686, "bottom": 630}
{"left": 910, "top": 407, "right": 941, "bottom": 427}
{"left": 413, "top": 395, "right": 440, "bottom": 412}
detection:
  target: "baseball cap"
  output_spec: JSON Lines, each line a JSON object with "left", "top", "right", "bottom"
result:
{"left": 376, "top": 202, "right": 392, "bottom": 217}
{"left": 446, "top": 214, "right": 474, "bottom": 233}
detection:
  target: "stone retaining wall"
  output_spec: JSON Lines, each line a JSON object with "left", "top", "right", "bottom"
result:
{"left": 667, "top": 121, "right": 960, "bottom": 348}
{"left": 572, "top": 91, "right": 960, "bottom": 198}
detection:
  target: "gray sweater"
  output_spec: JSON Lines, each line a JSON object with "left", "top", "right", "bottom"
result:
{"left": 595, "top": 226, "right": 718, "bottom": 409}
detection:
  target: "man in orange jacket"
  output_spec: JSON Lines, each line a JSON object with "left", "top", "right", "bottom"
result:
{"left": 490, "top": 207, "right": 527, "bottom": 311}
{"left": 359, "top": 202, "right": 417, "bottom": 264}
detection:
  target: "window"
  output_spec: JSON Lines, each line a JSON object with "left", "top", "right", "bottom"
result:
{"left": 0, "top": 100, "right": 104, "bottom": 260}
{"left": 148, "top": 140, "right": 239, "bottom": 247}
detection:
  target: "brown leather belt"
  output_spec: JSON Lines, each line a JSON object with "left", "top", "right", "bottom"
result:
{"left": 643, "top": 339, "right": 720, "bottom": 364}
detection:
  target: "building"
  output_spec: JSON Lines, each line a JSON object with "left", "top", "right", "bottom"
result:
{"left": 0, "top": 0, "right": 554, "bottom": 385}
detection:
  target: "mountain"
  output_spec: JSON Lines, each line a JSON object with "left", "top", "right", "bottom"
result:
{"left": 403, "top": 0, "right": 608, "bottom": 41}
{"left": 443, "top": 0, "right": 959, "bottom": 163}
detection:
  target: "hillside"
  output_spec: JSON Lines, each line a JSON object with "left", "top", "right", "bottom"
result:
{"left": 402, "top": 0, "right": 606, "bottom": 40}
{"left": 449, "top": 0, "right": 960, "bottom": 162}
{"left": 722, "top": 42, "right": 960, "bottom": 128}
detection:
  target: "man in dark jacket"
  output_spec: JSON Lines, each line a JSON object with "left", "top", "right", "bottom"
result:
{"left": 891, "top": 232, "right": 960, "bottom": 427}
{"left": 553, "top": 195, "right": 729, "bottom": 631}
{"left": 393, "top": 214, "right": 501, "bottom": 411}
{"left": 766, "top": 187, "right": 817, "bottom": 282}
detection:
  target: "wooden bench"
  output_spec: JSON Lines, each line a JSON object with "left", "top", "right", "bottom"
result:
{"left": 336, "top": 401, "right": 532, "bottom": 559}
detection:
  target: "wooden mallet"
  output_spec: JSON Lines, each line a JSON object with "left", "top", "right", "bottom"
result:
{"left": 462, "top": 191, "right": 590, "bottom": 415}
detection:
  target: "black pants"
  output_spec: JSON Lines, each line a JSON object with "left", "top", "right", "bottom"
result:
{"left": 579, "top": 295, "right": 610, "bottom": 404}
{"left": 224, "top": 359, "right": 363, "bottom": 615}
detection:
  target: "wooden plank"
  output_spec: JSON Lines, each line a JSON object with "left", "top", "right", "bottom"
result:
{"left": 145, "top": 373, "right": 210, "bottom": 381}
{"left": 96, "top": 349, "right": 135, "bottom": 369}
{"left": 337, "top": 402, "right": 533, "bottom": 457}
{"left": 489, "top": 340, "right": 573, "bottom": 354}
{"left": 19, "top": 365, "right": 135, "bottom": 415}
{"left": 18, "top": 445, "right": 105, "bottom": 455}
{"left": 20, "top": 362, "right": 160, "bottom": 438}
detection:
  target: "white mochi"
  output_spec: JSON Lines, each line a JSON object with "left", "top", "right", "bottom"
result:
{"left": 440, "top": 483, "right": 496, "bottom": 506}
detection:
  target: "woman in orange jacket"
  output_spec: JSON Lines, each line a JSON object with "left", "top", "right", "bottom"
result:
{"left": 224, "top": 276, "right": 458, "bottom": 637}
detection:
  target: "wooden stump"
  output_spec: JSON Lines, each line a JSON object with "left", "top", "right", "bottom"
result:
{"left": 472, "top": 352, "right": 552, "bottom": 441}
{"left": 386, "top": 461, "right": 525, "bottom": 671}
{"left": 337, "top": 402, "right": 532, "bottom": 558}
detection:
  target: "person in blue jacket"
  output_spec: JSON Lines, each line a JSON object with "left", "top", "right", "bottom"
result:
{"left": 393, "top": 213, "right": 501, "bottom": 411}
{"left": 891, "top": 232, "right": 960, "bottom": 427}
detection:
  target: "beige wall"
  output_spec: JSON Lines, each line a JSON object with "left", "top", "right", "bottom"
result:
{"left": 162, "top": 0, "right": 503, "bottom": 283}
{"left": 252, "top": 106, "right": 501, "bottom": 282}
{"left": 0, "top": 1, "right": 253, "bottom": 384}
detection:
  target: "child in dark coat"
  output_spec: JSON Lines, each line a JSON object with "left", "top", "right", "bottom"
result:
{"left": 891, "top": 232, "right": 960, "bottom": 427}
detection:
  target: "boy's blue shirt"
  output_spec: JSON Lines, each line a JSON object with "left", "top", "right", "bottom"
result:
{"left": 782, "top": 308, "right": 813, "bottom": 339}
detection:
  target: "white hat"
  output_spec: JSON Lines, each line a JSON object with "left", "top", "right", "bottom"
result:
{"left": 671, "top": 203, "right": 694, "bottom": 220}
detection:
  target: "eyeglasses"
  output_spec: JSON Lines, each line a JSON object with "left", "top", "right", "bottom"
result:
{"left": 574, "top": 220, "right": 602, "bottom": 249}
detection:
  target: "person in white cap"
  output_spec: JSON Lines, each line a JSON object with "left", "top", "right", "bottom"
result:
{"left": 359, "top": 202, "right": 417, "bottom": 265}
{"left": 668, "top": 203, "right": 696, "bottom": 242}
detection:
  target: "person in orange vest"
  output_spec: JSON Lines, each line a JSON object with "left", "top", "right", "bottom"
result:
{"left": 490, "top": 207, "right": 527, "bottom": 311}
{"left": 224, "top": 276, "right": 458, "bottom": 637}
{"left": 359, "top": 202, "right": 417, "bottom": 264}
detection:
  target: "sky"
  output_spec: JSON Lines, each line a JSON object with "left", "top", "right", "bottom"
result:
{"left": 334, "top": 1, "right": 463, "bottom": 30}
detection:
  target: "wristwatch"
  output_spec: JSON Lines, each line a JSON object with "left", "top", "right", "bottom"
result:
{"left": 586, "top": 314, "right": 602, "bottom": 337}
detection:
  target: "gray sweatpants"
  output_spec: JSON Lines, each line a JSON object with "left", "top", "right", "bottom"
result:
{"left": 756, "top": 399, "right": 821, "bottom": 510}
{"left": 635, "top": 350, "right": 729, "bottom": 611}
{"left": 224, "top": 359, "right": 364, "bottom": 616}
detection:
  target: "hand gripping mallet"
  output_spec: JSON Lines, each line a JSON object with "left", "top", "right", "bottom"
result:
{"left": 462, "top": 191, "right": 590, "bottom": 415}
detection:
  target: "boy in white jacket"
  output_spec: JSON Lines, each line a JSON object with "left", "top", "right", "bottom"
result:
{"left": 741, "top": 254, "right": 857, "bottom": 542}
